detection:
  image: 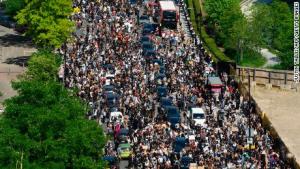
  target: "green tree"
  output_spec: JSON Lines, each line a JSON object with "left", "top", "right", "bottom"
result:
{"left": 204, "top": 0, "right": 240, "bottom": 27}
{"left": 24, "top": 50, "right": 61, "bottom": 81}
{"left": 251, "top": 0, "right": 293, "bottom": 69}
{"left": 0, "top": 51, "right": 106, "bottom": 169}
{"left": 15, "top": 0, "right": 74, "bottom": 49}
{"left": 226, "top": 16, "right": 249, "bottom": 64}
{"left": 271, "top": 1, "right": 293, "bottom": 70}
{"left": 4, "top": 0, "right": 26, "bottom": 16}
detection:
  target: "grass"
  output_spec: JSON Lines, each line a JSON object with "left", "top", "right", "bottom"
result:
{"left": 265, "top": 64, "right": 285, "bottom": 70}
{"left": 0, "top": 91, "right": 3, "bottom": 97}
{"left": 239, "top": 49, "right": 267, "bottom": 68}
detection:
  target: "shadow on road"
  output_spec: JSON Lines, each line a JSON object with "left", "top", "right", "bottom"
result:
{"left": 0, "top": 33, "right": 33, "bottom": 47}
{"left": 4, "top": 56, "right": 30, "bottom": 67}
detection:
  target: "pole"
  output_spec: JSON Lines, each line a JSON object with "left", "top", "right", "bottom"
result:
{"left": 248, "top": 69, "right": 251, "bottom": 152}
{"left": 63, "top": 42, "right": 67, "bottom": 87}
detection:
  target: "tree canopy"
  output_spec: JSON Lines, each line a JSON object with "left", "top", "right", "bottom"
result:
{"left": 14, "top": 0, "right": 74, "bottom": 49}
{"left": 203, "top": 0, "right": 293, "bottom": 69}
{"left": 3, "top": 0, "right": 26, "bottom": 16}
{"left": 251, "top": 0, "right": 293, "bottom": 69}
{"left": 0, "top": 51, "right": 106, "bottom": 169}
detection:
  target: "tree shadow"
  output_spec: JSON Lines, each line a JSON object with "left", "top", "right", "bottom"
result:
{"left": 4, "top": 56, "right": 30, "bottom": 67}
{"left": 0, "top": 33, "right": 33, "bottom": 47}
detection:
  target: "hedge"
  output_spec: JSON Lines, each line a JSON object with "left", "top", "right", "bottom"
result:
{"left": 186, "top": 0, "right": 233, "bottom": 63}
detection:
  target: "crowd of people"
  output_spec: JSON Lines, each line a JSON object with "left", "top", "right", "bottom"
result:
{"left": 61, "top": 0, "right": 291, "bottom": 168}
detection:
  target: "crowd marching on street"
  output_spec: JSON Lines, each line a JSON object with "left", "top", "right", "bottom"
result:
{"left": 61, "top": 0, "right": 291, "bottom": 168}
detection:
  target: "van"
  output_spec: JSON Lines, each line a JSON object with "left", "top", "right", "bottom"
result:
{"left": 189, "top": 107, "right": 205, "bottom": 126}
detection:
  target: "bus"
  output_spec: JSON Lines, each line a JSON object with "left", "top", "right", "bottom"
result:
{"left": 158, "top": 1, "right": 179, "bottom": 29}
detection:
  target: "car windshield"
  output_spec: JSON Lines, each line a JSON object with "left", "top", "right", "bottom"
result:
{"left": 121, "top": 147, "right": 130, "bottom": 151}
{"left": 140, "top": 15, "right": 149, "bottom": 20}
{"left": 163, "top": 11, "right": 176, "bottom": 19}
{"left": 143, "top": 43, "right": 154, "bottom": 50}
{"left": 162, "top": 100, "right": 172, "bottom": 106}
{"left": 145, "top": 51, "right": 156, "bottom": 56}
{"left": 144, "top": 23, "right": 153, "bottom": 29}
{"left": 193, "top": 113, "right": 205, "bottom": 119}
{"left": 168, "top": 108, "right": 179, "bottom": 116}
{"left": 141, "top": 36, "right": 150, "bottom": 42}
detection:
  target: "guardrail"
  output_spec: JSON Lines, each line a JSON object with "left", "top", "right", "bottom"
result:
{"left": 236, "top": 66, "right": 298, "bottom": 88}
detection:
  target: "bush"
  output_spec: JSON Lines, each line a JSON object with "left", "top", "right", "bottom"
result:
{"left": 239, "top": 49, "right": 267, "bottom": 68}
{"left": 200, "top": 26, "right": 232, "bottom": 62}
{"left": 186, "top": 0, "right": 233, "bottom": 63}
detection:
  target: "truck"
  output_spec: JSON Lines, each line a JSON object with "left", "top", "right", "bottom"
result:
{"left": 158, "top": 1, "right": 179, "bottom": 29}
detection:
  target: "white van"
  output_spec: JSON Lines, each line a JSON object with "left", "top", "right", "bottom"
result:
{"left": 189, "top": 107, "right": 206, "bottom": 126}
{"left": 109, "top": 111, "right": 123, "bottom": 123}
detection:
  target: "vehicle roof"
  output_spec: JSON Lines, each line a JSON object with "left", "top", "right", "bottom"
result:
{"left": 166, "top": 105, "right": 177, "bottom": 110}
{"left": 110, "top": 111, "right": 122, "bottom": 116}
{"left": 103, "top": 85, "right": 114, "bottom": 89}
{"left": 120, "top": 128, "right": 129, "bottom": 134}
{"left": 175, "top": 137, "right": 186, "bottom": 142}
{"left": 161, "top": 97, "right": 172, "bottom": 102}
{"left": 159, "top": 1, "right": 176, "bottom": 11}
{"left": 156, "top": 73, "right": 166, "bottom": 78}
{"left": 142, "top": 42, "right": 154, "bottom": 47}
{"left": 191, "top": 107, "right": 205, "bottom": 114}
{"left": 208, "top": 76, "right": 223, "bottom": 85}
{"left": 140, "top": 15, "right": 149, "bottom": 18}
{"left": 119, "top": 143, "right": 131, "bottom": 148}
{"left": 157, "top": 86, "right": 167, "bottom": 89}
{"left": 107, "top": 92, "right": 118, "bottom": 98}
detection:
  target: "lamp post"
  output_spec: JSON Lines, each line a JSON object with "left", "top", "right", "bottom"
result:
{"left": 63, "top": 42, "right": 67, "bottom": 87}
{"left": 248, "top": 69, "right": 252, "bottom": 153}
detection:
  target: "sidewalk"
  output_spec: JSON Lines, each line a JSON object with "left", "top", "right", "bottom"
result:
{"left": 252, "top": 86, "right": 300, "bottom": 166}
{"left": 0, "top": 23, "right": 35, "bottom": 104}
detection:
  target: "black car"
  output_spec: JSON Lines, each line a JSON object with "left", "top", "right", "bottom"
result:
{"left": 165, "top": 106, "right": 180, "bottom": 118}
{"left": 157, "top": 86, "right": 168, "bottom": 98}
{"left": 142, "top": 23, "right": 156, "bottom": 35}
{"left": 102, "top": 64, "right": 115, "bottom": 74}
{"left": 152, "top": 58, "right": 163, "bottom": 66}
{"left": 139, "top": 15, "right": 150, "bottom": 25}
{"left": 104, "top": 93, "right": 119, "bottom": 108}
{"left": 180, "top": 156, "right": 191, "bottom": 169}
{"left": 142, "top": 42, "right": 156, "bottom": 56}
{"left": 103, "top": 85, "right": 114, "bottom": 93}
{"left": 140, "top": 35, "right": 151, "bottom": 44}
{"left": 116, "top": 128, "right": 130, "bottom": 143}
{"left": 143, "top": 50, "right": 156, "bottom": 61}
{"left": 155, "top": 73, "right": 166, "bottom": 81}
{"left": 0, "top": 15, "right": 16, "bottom": 28}
{"left": 159, "top": 66, "right": 166, "bottom": 74}
{"left": 159, "top": 97, "right": 173, "bottom": 112}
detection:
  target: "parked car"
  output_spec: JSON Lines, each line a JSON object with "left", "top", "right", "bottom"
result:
{"left": 117, "top": 143, "right": 132, "bottom": 159}
{"left": 0, "top": 15, "right": 16, "bottom": 28}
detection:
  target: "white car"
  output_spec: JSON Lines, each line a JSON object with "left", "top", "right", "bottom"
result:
{"left": 189, "top": 107, "right": 206, "bottom": 126}
{"left": 105, "top": 74, "right": 115, "bottom": 85}
{"left": 109, "top": 111, "right": 123, "bottom": 123}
